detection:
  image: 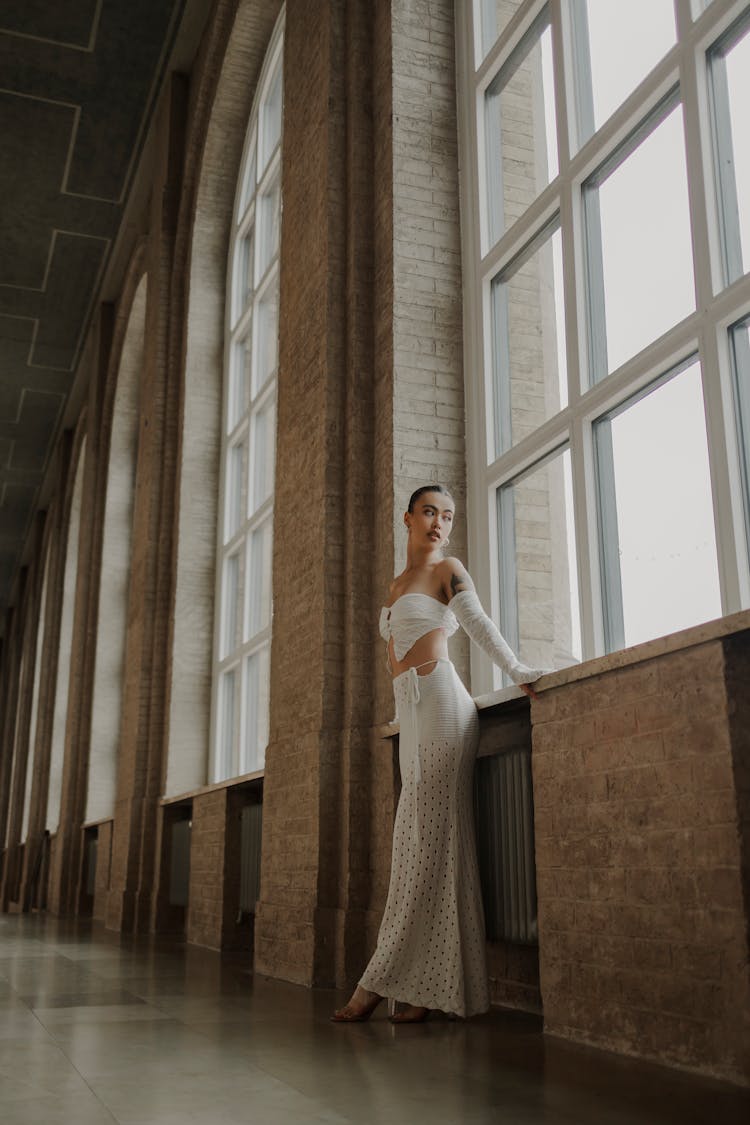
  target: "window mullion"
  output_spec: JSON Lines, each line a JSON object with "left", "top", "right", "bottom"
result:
{"left": 490, "top": 279, "right": 511, "bottom": 456}
{"left": 568, "top": 0, "right": 596, "bottom": 149}
{"left": 679, "top": 23, "right": 723, "bottom": 306}
{"left": 569, "top": 413, "right": 600, "bottom": 659}
{"left": 496, "top": 484, "right": 520, "bottom": 670}
{"left": 707, "top": 48, "right": 743, "bottom": 286}
{"left": 730, "top": 324, "right": 750, "bottom": 579}
{"left": 559, "top": 177, "right": 585, "bottom": 402}
{"left": 592, "top": 417, "right": 625, "bottom": 651}
{"left": 582, "top": 186, "right": 608, "bottom": 386}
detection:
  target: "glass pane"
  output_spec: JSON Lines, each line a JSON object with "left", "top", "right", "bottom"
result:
{"left": 490, "top": 225, "right": 566, "bottom": 455}
{"left": 255, "top": 174, "right": 280, "bottom": 286}
{"left": 588, "top": 104, "right": 694, "bottom": 378}
{"left": 260, "top": 62, "right": 282, "bottom": 172}
{"left": 228, "top": 339, "right": 249, "bottom": 432}
{"left": 250, "top": 395, "right": 276, "bottom": 513}
{"left": 485, "top": 18, "right": 558, "bottom": 245}
{"left": 245, "top": 518, "right": 273, "bottom": 640}
{"left": 601, "top": 362, "right": 721, "bottom": 648}
{"left": 233, "top": 233, "right": 253, "bottom": 326}
{"left": 476, "top": 0, "right": 523, "bottom": 62}
{"left": 242, "top": 646, "right": 270, "bottom": 773}
{"left": 498, "top": 447, "right": 581, "bottom": 680}
{"left": 730, "top": 318, "right": 750, "bottom": 555}
{"left": 225, "top": 441, "right": 245, "bottom": 541}
{"left": 714, "top": 25, "right": 750, "bottom": 281}
{"left": 253, "top": 279, "right": 279, "bottom": 392}
{"left": 217, "top": 668, "right": 237, "bottom": 780}
{"left": 220, "top": 552, "right": 240, "bottom": 659}
{"left": 574, "top": 0, "right": 676, "bottom": 146}
{"left": 238, "top": 133, "right": 257, "bottom": 218}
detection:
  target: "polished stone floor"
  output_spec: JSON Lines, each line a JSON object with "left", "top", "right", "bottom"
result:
{"left": 0, "top": 914, "right": 747, "bottom": 1124}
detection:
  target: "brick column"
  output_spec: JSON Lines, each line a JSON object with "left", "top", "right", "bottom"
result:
{"left": 18, "top": 435, "right": 74, "bottom": 912}
{"left": 0, "top": 596, "right": 24, "bottom": 904}
{"left": 0, "top": 516, "right": 46, "bottom": 909}
{"left": 254, "top": 0, "right": 389, "bottom": 988}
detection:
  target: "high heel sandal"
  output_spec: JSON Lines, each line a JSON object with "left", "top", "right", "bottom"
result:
{"left": 389, "top": 1004, "right": 429, "bottom": 1024}
{"left": 330, "top": 992, "right": 384, "bottom": 1022}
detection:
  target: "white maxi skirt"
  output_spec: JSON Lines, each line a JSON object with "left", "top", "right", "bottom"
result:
{"left": 359, "top": 659, "right": 489, "bottom": 1017}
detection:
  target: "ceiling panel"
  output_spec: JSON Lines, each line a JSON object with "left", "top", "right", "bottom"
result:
{"left": 0, "top": 0, "right": 184, "bottom": 619}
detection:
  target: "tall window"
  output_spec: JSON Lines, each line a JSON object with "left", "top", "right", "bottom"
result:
{"left": 458, "top": 2, "right": 750, "bottom": 693}
{"left": 212, "top": 16, "right": 283, "bottom": 781}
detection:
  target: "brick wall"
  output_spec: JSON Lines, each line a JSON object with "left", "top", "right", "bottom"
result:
{"left": 532, "top": 630, "right": 750, "bottom": 1084}
{"left": 93, "top": 820, "right": 113, "bottom": 923}
{"left": 187, "top": 791, "right": 226, "bottom": 950}
{"left": 391, "top": 1, "right": 470, "bottom": 690}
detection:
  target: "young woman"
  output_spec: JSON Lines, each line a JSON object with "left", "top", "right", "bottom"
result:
{"left": 332, "top": 485, "right": 545, "bottom": 1024}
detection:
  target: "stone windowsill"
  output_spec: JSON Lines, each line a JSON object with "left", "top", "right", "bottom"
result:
{"left": 161, "top": 769, "right": 264, "bottom": 806}
{"left": 376, "top": 608, "right": 750, "bottom": 740}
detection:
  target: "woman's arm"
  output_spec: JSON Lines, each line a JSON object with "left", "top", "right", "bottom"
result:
{"left": 440, "top": 558, "right": 546, "bottom": 688}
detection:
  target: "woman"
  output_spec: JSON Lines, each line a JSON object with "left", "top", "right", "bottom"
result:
{"left": 331, "top": 485, "right": 545, "bottom": 1024}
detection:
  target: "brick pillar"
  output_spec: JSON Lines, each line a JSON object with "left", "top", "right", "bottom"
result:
{"left": 255, "top": 0, "right": 390, "bottom": 988}
{"left": 187, "top": 792, "right": 226, "bottom": 950}
{"left": 0, "top": 597, "right": 24, "bottom": 904}
{"left": 0, "top": 516, "right": 46, "bottom": 909}
{"left": 105, "top": 76, "right": 188, "bottom": 934}
{"left": 531, "top": 637, "right": 750, "bottom": 1085}
{"left": 93, "top": 820, "right": 113, "bottom": 922}
{"left": 18, "top": 434, "right": 74, "bottom": 912}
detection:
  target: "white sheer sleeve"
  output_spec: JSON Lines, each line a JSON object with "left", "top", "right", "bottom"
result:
{"left": 450, "top": 590, "right": 546, "bottom": 685}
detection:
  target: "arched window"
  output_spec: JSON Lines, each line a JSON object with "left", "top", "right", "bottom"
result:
{"left": 457, "top": 1, "right": 750, "bottom": 693}
{"left": 87, "top": 275, "right": 145, "bottom": 824}
{"left": 212, "top": 16, "right": 283, "bottom": 782}
{"left": 47, "top": 437, "right": 86, "bottom": 830}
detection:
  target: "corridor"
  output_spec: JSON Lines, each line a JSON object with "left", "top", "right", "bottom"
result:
{"left": 0, "top": 914, "right": 747, "bottom": 1125}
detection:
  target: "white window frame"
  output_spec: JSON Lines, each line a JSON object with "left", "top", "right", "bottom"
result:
{"left": 210, "top": 9, "right": 284, "bottom": 782}
{"left": 456, "top": 0, "right": 750, "bottom": 696}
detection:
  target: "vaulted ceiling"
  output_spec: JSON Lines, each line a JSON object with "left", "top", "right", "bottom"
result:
{"left": 0, "top": 0, "right": 185, "bottom": 623}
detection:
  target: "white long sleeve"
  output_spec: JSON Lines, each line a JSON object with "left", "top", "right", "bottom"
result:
{"left": 450, "top": 590, "right": 546, "bottom": 685}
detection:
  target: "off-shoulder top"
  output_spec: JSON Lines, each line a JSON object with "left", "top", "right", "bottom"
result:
{"left": 378, "top": 593, "right": 458, "bottom": 662}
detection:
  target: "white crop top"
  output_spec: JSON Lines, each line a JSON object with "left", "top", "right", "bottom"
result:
{"left": 379, "top": 589, "right": 547, "bottom": 686}
{"left": 379, "top": 593, "right": 458, "bottom": 662}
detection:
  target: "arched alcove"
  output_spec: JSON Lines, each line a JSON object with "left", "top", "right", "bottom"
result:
{"left": 46, "top": 438, "right": 86, "bottom": 833}
{"left": 166, "top": 0, "right": 282, "bottom": 798}
{"left": 85, "top": 276, "right": 145, "bottom": 824}
{"left": 21, "top": 549, "right": 51, "bottom": 841}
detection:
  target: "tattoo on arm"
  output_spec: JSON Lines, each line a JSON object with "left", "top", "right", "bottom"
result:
{"left": 450, "top": 570, "right": 470, "bottom": 597}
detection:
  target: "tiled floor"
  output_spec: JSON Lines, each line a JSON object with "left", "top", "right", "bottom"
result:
{"left": 0, "top": 915, "right": 747, "bottom": 1124}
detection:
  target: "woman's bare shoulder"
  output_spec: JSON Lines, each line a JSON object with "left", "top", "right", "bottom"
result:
{"left": 437, "top": 556, "right": 475, "bottom": 600}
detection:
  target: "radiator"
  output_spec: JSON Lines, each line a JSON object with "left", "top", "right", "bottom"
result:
{"left": 474, "top": 749, "right": 538, "bottom": 944}
{"left": 239, "top": 803, "right": 262, "bottom": 913}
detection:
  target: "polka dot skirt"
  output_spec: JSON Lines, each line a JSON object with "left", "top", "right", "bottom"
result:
{"left": 360, "top": 661, "right": 489, "bottom": 1017}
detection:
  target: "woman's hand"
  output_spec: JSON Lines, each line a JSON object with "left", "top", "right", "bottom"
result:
{"left": 519, "top": 682, "right": 539, "bottom": 701}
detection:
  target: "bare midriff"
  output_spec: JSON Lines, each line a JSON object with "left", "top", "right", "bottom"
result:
{"left": 389, "top": 627, "right": 449, "bottom": 679}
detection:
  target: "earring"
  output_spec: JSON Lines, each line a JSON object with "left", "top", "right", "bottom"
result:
{"left": 443, "top": 538, "right": 450, "bottom": 548}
